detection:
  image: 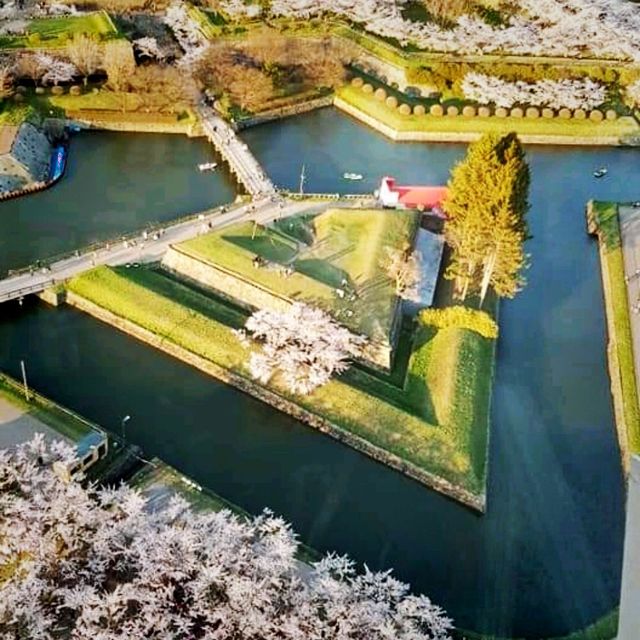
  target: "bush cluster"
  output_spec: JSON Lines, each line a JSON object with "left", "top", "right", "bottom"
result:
{"left": 418, "top": 306, "right": 498, "bottom": 339}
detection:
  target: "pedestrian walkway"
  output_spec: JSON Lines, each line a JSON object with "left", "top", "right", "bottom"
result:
{"left": 197, "top": 104, "right": 276, "bottom": 197}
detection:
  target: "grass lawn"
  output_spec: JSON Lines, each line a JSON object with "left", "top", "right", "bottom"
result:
{"left": 180, "top": 209, "right": 419, "bottom": 340}
{"left": 0, "top": 102, "right": 38, "bottom": 125}
{"left": 67, "top": 265, "right": 495, "bottom": 497}
{"left": 0, "top": 11, "right": 119, "bottom": 49}
{"left": 590, "top": 201, "right": 640, "bottom": 455}
{"left": 337, "top": 85, "right": 640, "bottom": 140}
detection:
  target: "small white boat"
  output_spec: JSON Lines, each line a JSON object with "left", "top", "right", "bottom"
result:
{"left": 593, "top": 167, "right": 608, "bottom": 178}
{"left": 198, "top": 162, "right": 218, "bottom": 172}
{"left": 343, "top": 172, "right": 363, "bottom": 181}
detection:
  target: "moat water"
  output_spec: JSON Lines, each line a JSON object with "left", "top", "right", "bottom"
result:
{"left": 1, "top": 110, "right": 638, "bottom": 638}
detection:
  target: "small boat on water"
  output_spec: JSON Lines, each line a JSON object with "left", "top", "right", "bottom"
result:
{"left": 198, "top": 162, "right": 218, "bottom": 172}
{"left": 343, "top": 172, "right": 363, "bottom": 181}
{"left": 593, "top": 167, "right": 608, "bottom": 178}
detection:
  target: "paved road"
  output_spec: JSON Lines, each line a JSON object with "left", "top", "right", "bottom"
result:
{"left": 197, "top": 104, "right": 276, "bottom": 197}
{"left": 618, "top": 204, "right": 640, "bottom": 398}
{"left": 0, "top": 197, "right": 374, "bottom": 305}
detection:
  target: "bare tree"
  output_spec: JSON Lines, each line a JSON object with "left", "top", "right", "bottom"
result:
{"left": 130, "top": 64, "right": 197, "bottom": 113}
{"left": 15, "top": 53, "right": 46, "bottom": 86}
{"left": 66, "top": 33, "right": 102, "bottom": 86}
{"left": 0, "top": 63, "right": 14, "bottom": 101}
{"left": 103, "top": 42, "right": 136, "bottom": 112}
{"left": 380, "top": 245, "right": 422, "bottom": 301}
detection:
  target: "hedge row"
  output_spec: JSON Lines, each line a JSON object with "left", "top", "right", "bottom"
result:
{"left": 418, "top": 307, "right": 499, "bottom": 340}
{"left": 350, "top": 77, "right": 617, "bottom": 121}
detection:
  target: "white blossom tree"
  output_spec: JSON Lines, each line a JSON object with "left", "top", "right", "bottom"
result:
{"left": 0, "top": 436, "right": 453, "bottom": 640}
{"left": 238, "top": 303, "right": 367, "bottom": 395}
{"left": 461, "top": 72, "right": 607, "bottom": 110}
{"left": 40, "top": 55, "right": 77, "bottom": 86}
{"left": 133, "top": 36, "right": 165, "bottom": 61}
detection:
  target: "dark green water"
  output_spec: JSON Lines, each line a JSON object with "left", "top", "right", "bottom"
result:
{"left": 1, "top": 110, "right": 637, "bottom": 637}
{"left": 0, "top": 131, "right": 235, "bottom": 276}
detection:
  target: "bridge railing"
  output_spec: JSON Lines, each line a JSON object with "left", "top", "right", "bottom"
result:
{"left": 0, "top": 279, "right": 55, "bottom": 302}
{"left": 4, "top": 203, "right": 240, "bottom": 279}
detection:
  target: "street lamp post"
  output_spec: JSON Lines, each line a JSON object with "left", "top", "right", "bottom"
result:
{"left": 120, "top": 415, "right": 131, "bottom": 443}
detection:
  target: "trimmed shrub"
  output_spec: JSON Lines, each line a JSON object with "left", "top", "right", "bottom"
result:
{"left": 430, "top": 104, "right": 444, "bottom": 116}
{"left": 15, "top": 85, "right": 27, "bottom": 94}
{"left": 69, "top": 85, "right": 82, "bottom": 96}
{"left": 510, "top": 107, "right": 524, "bottom": 118}
{"left": 573, "top": 108, "right": 586, "bottom": 120}
{"left": 418, "top": 307, "right": 498, "bottom": 339}
{"left": 542, "top": 108, "right": 555, "bottom": 119}
{"left": 606, "top": 109, "right": 618, "bottom": 121}
{"left": 446, "top": 105, "right": 459, "bottom": 116}
{"left": 525, "top": 107, "right": 540, "bottom": 119}
{"left": 559, "top": 108, "right": 572, "bottom": 119}
{"left": 362, "top": 83, "right": 373, "bottom": 94}
{"left": 35, "top": 86, "right": 45, "bottom": 95}
{"left": 51, "top": 86, "right": 64, "bottom": 95}
{"left": 413, "top": 104, "right": 426, "bottom": 116}
{"left": 351, "top": 77, "right": 364, "bottom": 88}
{"left": 385, "top": 96, "right": 398, "bottom": 108}
{"left": 589, "top": 109, "right": 604, "bottom": 122}
{"left": 398, "top": 103, "right": 411, "bottom": 115}
{"left": 478, "top": 106, "right": 491, "bottom": 117}
{"left": 495, "top": 107, "right": 508, "bottom": 118}
{"left": 374, "top": 87, "right": 387, "bottom": 101}
{"left": 462, "top": 105, "right": 476, "bottom": 117}
{"left": 13, "top": 93, "right": 24, "bottom": 102}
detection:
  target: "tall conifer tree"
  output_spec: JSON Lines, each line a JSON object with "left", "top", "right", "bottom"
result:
{"left": 443, "top": 132, "right": 530, "bottom": 305}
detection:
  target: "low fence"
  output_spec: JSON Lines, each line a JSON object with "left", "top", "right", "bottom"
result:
{"left": 4, "top": 202, "right": 238, "bottom": 279}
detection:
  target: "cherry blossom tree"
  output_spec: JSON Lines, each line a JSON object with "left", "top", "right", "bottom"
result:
{"left": 163, "top": 1, "right": 208, "bottom": 67}
{"left": 133, "top": 36, "right": 165, "bottom": 61}
{"left": 238, "top": 303, "right": 367, "bottom": 395}
{"left": 461, "top": 72, "right": 607, "bottom": 110}
{"left": 40, "top": 55, "right": 77, "bottom": 86}
{"left": 0, "top": 436, "right": 453, "bottom": 640}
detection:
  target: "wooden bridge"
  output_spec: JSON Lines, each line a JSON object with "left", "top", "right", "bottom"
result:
{"left": 197, "top": 104, "right": 277, "bottom": 197}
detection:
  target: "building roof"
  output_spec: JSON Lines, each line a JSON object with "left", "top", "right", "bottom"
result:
{"left": 0, "top": 125, "right": 19, "bottom": 156}
{"left": 396, "top": 185, "right": 449, "bottom": 209}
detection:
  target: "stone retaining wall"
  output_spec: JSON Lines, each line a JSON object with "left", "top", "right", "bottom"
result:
{"left": 162, "top": 246, "right": 394, "bottom": 371}
{"left": 65, "top": 289, "right": 484, "bottom": 512}
{"left": 334, "top": 96, "right": 627, "bottom": 146}
{"left": 237, "top": 95, "right": 334, "bottom": 129}
{"left": 66, "top": 114, "right": 203, "bottom": 137}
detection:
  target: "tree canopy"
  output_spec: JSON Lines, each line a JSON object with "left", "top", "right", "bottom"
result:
{"left": 0, "top": 437, "right": 453, "bottom": 639}
{"left": 443, "top": 132, "right": 530, "bottom": 305}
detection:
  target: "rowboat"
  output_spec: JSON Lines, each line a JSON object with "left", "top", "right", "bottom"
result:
{"left": 198, "top": 162, "right": 218, "bottom": 172}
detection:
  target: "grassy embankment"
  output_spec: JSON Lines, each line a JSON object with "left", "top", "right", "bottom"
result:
{"left": 335, "top": 84, "right": 640, "bottom": 140}
{"left": 0, "top": 11, "right": 120, "bottom": 49}
{"left": 0, "top": 373, "right": 96, "bottom": 444}
{"left": 67, "top": 264, "right": 494, "bottom": 499}
{"left": 589, "top": 201, "right": 640, "bottom": 456}
{"left": 180, "top": 209, "right": 417, "bottom": 339}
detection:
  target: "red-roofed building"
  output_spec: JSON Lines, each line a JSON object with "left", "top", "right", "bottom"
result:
{"left": 378, "top": 176, "right": 448, "bottom": 216}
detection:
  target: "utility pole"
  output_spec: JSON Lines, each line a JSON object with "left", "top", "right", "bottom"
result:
{"left": 299, "top": 164, "right": 306, "bottom": 195}
{"left": 20, "top": 360, "right": 29, "bottom": 401}
{"left": 121, "top": 415, "right": 131, "bottom": 444}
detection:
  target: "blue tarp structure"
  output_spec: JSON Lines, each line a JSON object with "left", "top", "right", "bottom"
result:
{"left": 49, "top": 145, "right": 67, "bottom": 181}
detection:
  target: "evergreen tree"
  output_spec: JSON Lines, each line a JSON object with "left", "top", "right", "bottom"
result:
{"left": 443, "top": 132, "right": 530, "bottom": 305}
